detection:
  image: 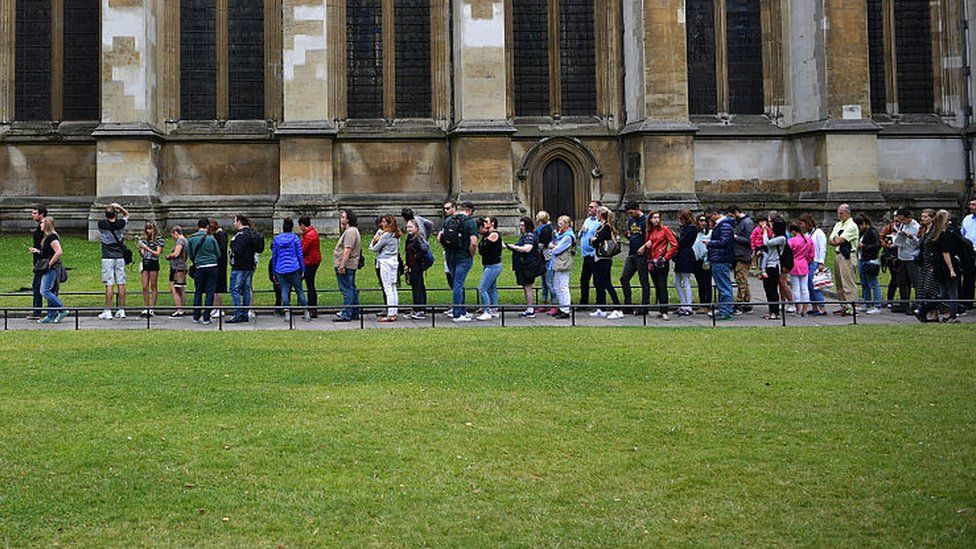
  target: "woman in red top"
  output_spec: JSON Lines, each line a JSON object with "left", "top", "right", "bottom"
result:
{"left": 642, "top": 211, "right": 678, "bottom": 320}
{"left": 299, "top": 216, "right": 322, "bottom": 318}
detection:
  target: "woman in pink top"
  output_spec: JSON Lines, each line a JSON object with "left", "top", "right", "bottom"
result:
{"left": 788, "top": 222, "right": 815, "bottom": 316}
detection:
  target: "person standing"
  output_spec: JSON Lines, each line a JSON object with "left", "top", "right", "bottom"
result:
{"left": 439, "top": 201, "right": 479, "bottom": 321}
{"left": 856, "top": 213, "right": 882, "bottom": 314}
{"left": 890, "top": 208, "right": 921, "bottom": 314}
{"left": 619, "top": 202, "right": 650, "bottom": 315}
{"left": 186, "top": 218, "right": 221, "bottom": 324}
{"left": 549, "top": 215, "right": 576, "bottom": 319}
{"left": 137, "top": 221, "right": 165, "bottom": 318}
{"left": 97, "top": 203, "right": 130, "bottom": 319}
{"left": 960, "top": 198, "right": 976, "bottom": 309}
{"left": 505, "top": 217, "right": 543, "bottom": 318}
{"left": 402, "top": 208, "right": 435, "bottom": 240}
{"left": 272, "top": 217, "right": 311, "bottom": 323}
{"left": 879, "top": 218, "right": 900, "bottom": 309}
{"left": 226, "top": 214, "right": 264, "bottom": 324}
{"left": 760, "top": 217, "right": 787, "bottom": 320}
{"left": 206, "top": 219, "right": 229, "bottom": 319}
{"left": 33, "top": 216, "right": 68, "bottom": 324}
{"left": 371, "top": 214, "right": 402, "bottom": 322}
{"left": 165, "top": 227, "right": 188, "bottom": 317}
{"left": 705, "top": 208, "right": 736, "bottom": 320}
{"left": 439, "top": 201, "right": 457, "bottom": 290}
{"left": 642, "top": 211, "right": 678, "bottom": 320}
{"left": 830, "top": 204, "right": 860, "bottom": 315}
{"left": 799, "top": 213, "right": 828, "bottom": 316}
{"left": 298, "top": 217, "right": 322, "bottom": 318}
{"left": 788, "top": 222, "right": 815, "bottom": 317}
{"left": 692, "top": 214, "right": 713, "bottom": 313}
{"left": 27, "top": 205, "right": 47, "bottom": 320}
{"left": 589, "top": 207, "right": 624, "bottom": 320}
{"left": 535, "top": 211, "right": 556, "bottom": 313}
{"left": 578, "top": 201, "right": 602, "bottom": 309}
{"left": 404, "top": 219, "right": 431, "bottom": 320}
{"left": 333, "top": 209, "right": 362, "bottom": 322}
{"left": 729, "top": 206, "right": 756, "bottom": 313}
{"left": 934, "top": 210, "right": 965, "bottom": 322}
{"left": 673, "top": 209, "right": 698, "bottom": 316}
{"left": 476, "top": 217, "right": 503, "bottom": 321}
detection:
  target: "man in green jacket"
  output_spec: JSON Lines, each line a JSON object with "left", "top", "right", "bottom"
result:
{"left": 187, "top": 218, "right": 221, "bottom": 324}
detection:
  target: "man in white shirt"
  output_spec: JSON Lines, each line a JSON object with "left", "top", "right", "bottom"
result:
{"left": 960, "top": 199, "right": 976, "bottom": 309}
{"left": 891, "top": 208, "right": 920, "bottom": 314}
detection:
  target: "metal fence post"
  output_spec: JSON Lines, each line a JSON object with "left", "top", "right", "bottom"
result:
{"left": 3, "top": 309, "right": 7, "bottom": 331}
{"left": 852, "top": 302, "right": 858, "bottom": 325}
{"left": 711, "top": 303, "right": 717, "bottom": 327}
{"left": 571, "top": 306, "right": 576, "bottom": 327}
{"left": 75, "top": 308, "right": 79, "bottom": 330}
{"left": 501, "top": 307, "right": 506, "bottom": 327}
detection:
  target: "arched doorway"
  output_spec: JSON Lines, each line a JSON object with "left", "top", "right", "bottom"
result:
{"left": 542, "top": 159, "right": 576, "bottom": 220}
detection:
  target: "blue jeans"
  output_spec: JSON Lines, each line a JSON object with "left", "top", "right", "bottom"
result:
{"left": 278, "top": 270, "right": 308, "bottom": 310}
{"left": 446, "top": 254, "right": 473, "bottom": 318}
{"left": 711, "top": 262, "right": 734, "bottom": 317}
{"left": 859, "top": 260, "right": 882, "bottom": 308}
{"left": 40, "top": 268, "right": 64, "bottom": 320}
{"left": 540, "top": 266, "right": 555, "bottom": 303}
{"left": 192, "top": 266, "right": 217, "bottom": 321}
{"left": 336, "top": 268, "right": 360, "bottom": 319}
{"left": 808, "top": 261, "right": 825, "bottom": 304}
{"left": 479, "top": 263, "right": 503, "bottom": 310}
{"left": 229, "top": 269, "right": 254, "bottom": 320}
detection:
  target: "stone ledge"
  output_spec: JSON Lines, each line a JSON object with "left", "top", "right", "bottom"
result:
{"left": 620, "top": 119, "right": 699, "bottom": 136}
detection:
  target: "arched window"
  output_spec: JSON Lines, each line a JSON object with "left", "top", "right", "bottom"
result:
{"left": 14, "top": 0, "right": 99, "bottom": 122}
{"left": 180, "top": 0, "right": 268, "bottom": 121}
{"left": 344, "top": 0, "right": 433, "bottom": 120}
{"left": 867, "top": 0, "right": 934, "bottom": 115}
{"left": 686, "top": 0, "right": 765, "bottom": 116}
{"left": 511, "top": 0, "right": 597, "bottom": 118}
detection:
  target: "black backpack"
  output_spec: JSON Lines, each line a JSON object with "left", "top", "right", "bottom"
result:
{"left": 441, "top": 215, "right": 466, "bottom": 252}
{"left": 780, "top": 241, "right": 794, "bottom": 272}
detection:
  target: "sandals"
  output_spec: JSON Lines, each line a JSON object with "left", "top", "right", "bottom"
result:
{"left": 378, "top": 315, "right": 398, "bottom": 323}
{"left": 763, "top": 314, "right": 780, "bottom": 321}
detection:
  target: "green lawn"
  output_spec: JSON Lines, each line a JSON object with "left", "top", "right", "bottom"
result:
{"left": 0, "top": 326, "right": 974, "bottom": 546}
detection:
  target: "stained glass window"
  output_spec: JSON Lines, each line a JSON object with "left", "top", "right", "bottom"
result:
{"left": 228, "top": 0, "right": 265, "bottom": 120}
{"left": 512, "top": 0, "right": 549, "bottom": 117}
{"left": 559, "top": 0, "right": 595, "bottom": 116}
{"left": 180, "top": 0, "right": 217, "bottom": 120}
{"left": 63, "top": 0, "right": 99, "bottom": 121}
{"left": 14, "top": 0, "right": 52, "bottom": 121}
{"left": 686, "top": 0, "right": 717, "bottom": 115}
{"left": 394, "top": 0, "right": 431, "bottom": 118}
{"left": 346, "top": 0, "right": 384, "bottom": 119}
{"left": 726, "top": 0, "right": 764, "bottom": 114}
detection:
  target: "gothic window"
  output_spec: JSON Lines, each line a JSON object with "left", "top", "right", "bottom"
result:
{"left": 180, "top": 0, "right": 269, "bottom": 121}
{"left": 686, "top": 0, "right": 717, "bottom": 115}
{"left": 866, "top": 0, "right": 934, "bottom": 115}
{"left": 180, "top": 0, "right": 217, "bottom": 120}
{"left": 394, "top": 0, "right": 431, "bottom": 118}
{"left": 512, "top": 0, "right": 549, "bottom": 117}
{"left": 559, "top": 0, "right": 596, "bottom": 116}
{"left": 345, "top": 0, "right": 435, "bottom": 120}
{"left": 894, "top": 0, "right": 933, "bottom": 114}
{"left": 511, "top": 0, "right": 597, "bottom": 118}
{"left": 686, "top": 0, "right": 765, "bottom": 116}
{"left": 346, "top": 0, "right": 383, "bottom": 119}
{"left": 14, "top": 0, "right": 99, "bottom": 122}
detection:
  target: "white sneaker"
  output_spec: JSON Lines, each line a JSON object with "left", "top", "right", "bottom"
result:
{"left": 866, "top": 307, "right": 881, "bottom": 315}
{"left": 607, "top": 310, "right": 624, "bottom": 320}
{"left": 490, "top": 311, "right": 500, "bottom": 319}
{"left": 97, "top": 310, "right": 113, "bottom": 320}
{"left": 303, "top": 312, "right": 312, "bottom": 322}
{"left": 589, "top": 309, "right": 607, "bottom": 318}
{"left": 785, "top": 305, "right": 797, "bottom": 313}
{"left": 453, "top": 315, "right": 473, "bottom": 323}
{"left": 284, "top": 312, "right": 291, "bottom": 323}
{"left": 476, "top": 312, "right": 493, "bottom": 321}
{"left": 248, "top": 310, "right": 256, "bottom": 319}
{"left": 139, "top": 309, "right": 149, "bottom": 317}
{"left": 211, "top": 309, "right": 223, "bottom": 318}
{"left": 115, "top": 309, "right": 126, "bottom": 319}
{"left": 443, "top": 310, "right": 455, "bottom": 318}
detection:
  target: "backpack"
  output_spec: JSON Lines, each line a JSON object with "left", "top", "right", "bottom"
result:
{"left": 417, "top": 239, "right": 435, "bottom": 271}
{"left": 780, "top": 240, "right": 794, "bottom": 272}
{"left": 441, "top": 215, "right": 466, "bottom": 252}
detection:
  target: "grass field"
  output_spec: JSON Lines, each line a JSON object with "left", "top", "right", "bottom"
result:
{"left": 1, "top": 326, "right": 973, "bottom": 546}
{"left": 0, "top": 233, "right": 880, "bottom": 311}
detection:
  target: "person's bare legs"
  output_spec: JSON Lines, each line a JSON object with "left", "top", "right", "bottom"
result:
{"left": 142, "top": 271, "right": 151, "bottom": 309}
{"left": 149, "top": 271, "right": 159, "bottom": 309}
{"left": 105, "top": 285, "right": 113, "bottom": 309}
{"left": 523, "top": 285, "right": 535, "bottom": 311}
{"left": 118, "top": 284, "right": 126, "bottom": 308}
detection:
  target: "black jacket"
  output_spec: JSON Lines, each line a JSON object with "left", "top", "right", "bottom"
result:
{"left": 674, "top": 224, "right": 699, "bottom": 274}
{"left": 230, "top": 228, "right": 265, "bottom": 271}
{"left": 733, "top": 214, "right": 756, "bottom": 263}
{"left": 860, "top": 227, "right": 882, "bottom": 261}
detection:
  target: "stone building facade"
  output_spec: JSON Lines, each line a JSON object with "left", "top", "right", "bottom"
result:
{"left": 0, "top": 0, "right": 972, "bottom": 235}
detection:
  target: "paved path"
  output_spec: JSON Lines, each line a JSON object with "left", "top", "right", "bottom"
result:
{"left": 3, "top": 277, "right": 971, "bottom": 331}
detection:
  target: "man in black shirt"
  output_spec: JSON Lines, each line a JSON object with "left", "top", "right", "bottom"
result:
{"left": 27, "top": 205, "right": 47, "bottom": 320}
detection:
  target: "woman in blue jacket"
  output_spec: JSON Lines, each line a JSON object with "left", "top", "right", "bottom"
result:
{"left": 271, "top": 217, "right": 310, "bottom": 322}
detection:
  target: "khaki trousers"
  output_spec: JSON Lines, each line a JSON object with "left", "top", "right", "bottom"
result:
{"left": 734, "top": 261, "right": 751, "bottom": 304}
{"left": 834, "top": 254, "right": 859, "bottom": 309}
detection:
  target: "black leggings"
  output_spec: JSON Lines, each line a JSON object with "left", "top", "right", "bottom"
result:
{"left": 650, "top": 262, "right": 670, "bottom": 313}
{"left": 694, "top": 261, "right": 712, "bottom": 304}
{"left": 762, "top": 266, "right": 781, "bottom": 315}
{"left": 593, "top": 259, "right": 620, "bottom": 307}
{"left": 409, "top": 268, "right": 427, "bottom": 312}
{"left": 304, "top": 263, "right": 319, "bottom": 313}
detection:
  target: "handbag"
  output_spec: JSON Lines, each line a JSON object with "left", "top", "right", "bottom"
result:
{"left": 812, "top": 269, "right": 833, "bottom": 290}
{"left": 34, "top": 257, "right": 50, "bottom": 273}
{"left": 648, "top": 257, "right": 668, "bottom": 271}
{"left": 110, "top": 226, "right": 133, "bottom": 265}
{"left": 861, "top": 259, "right": 881, "bottom": 278}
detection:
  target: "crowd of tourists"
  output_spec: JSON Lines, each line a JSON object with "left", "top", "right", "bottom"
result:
{"left": 23, "top": 198, "right": 976, "bottom": 325}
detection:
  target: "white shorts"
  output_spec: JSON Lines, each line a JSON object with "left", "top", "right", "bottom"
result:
{"left": 101, "top": 258, "right": 127, "bottom": 286}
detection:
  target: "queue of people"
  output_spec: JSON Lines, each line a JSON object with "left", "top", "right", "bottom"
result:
{"left": 21, "top": 199, "right": 976, "bottom": 325}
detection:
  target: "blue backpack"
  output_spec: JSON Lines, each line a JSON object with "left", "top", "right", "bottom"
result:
{"left": 417, "top": 239, "right": 435, "bottom": 271}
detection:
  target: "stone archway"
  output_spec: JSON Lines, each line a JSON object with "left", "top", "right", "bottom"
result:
{"left": 517, "top": 137, "right": 603, "bottom": 224}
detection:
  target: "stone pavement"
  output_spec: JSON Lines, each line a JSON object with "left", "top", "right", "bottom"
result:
{"left": 3, "top": 277, "right": 971, "bottom": 332}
